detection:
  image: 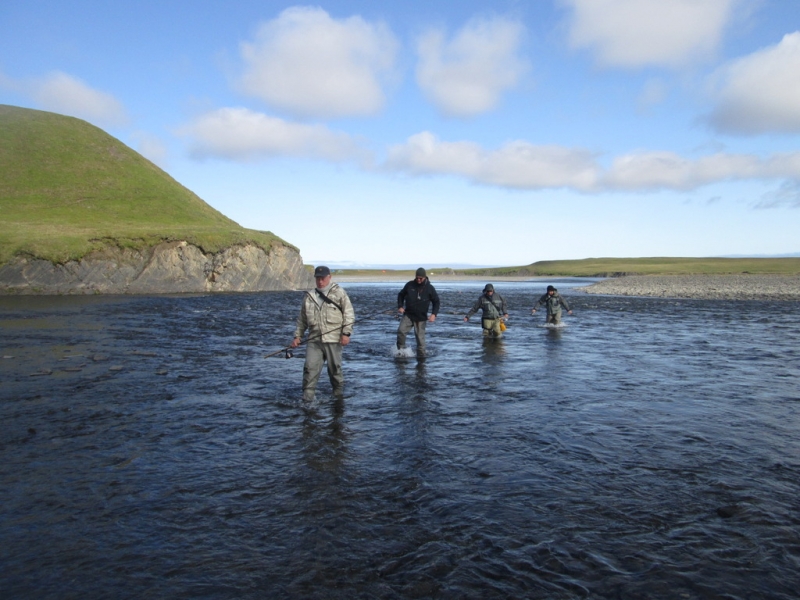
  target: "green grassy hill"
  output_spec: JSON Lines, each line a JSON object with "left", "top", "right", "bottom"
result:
{"left": 0, "top": 104, "right": 286, "bottom": 264}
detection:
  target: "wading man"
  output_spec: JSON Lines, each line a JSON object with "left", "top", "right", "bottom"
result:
{"left": 397, "top": 268, "right": 440, "bottom": 357}
{"left": 291, "top": 266, "right": 354, "bottom": 402}
{"left": 464, "top": 283, "right": 508, "bottom": 338}
{"left": 532, "top": 285, "right": 572, "bottom": 325}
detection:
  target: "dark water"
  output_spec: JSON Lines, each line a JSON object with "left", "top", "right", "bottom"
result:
{"left": 1, "top": 281, "right": 798, "bottom": 599}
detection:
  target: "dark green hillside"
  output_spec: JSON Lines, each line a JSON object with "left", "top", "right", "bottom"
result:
{"left": 0, "top": 104, "right": 285, "bottom": 264}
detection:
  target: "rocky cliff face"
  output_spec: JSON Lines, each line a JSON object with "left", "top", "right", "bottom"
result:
{"left": 0, "top": 241, "right": 314, "bottom": 294}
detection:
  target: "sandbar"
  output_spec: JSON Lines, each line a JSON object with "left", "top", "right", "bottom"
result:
{"left": 577, "top": 274, "right": 800, "bottom": 300}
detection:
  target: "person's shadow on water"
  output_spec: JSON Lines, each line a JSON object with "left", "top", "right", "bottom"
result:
{"left": 481, "top": 336, "right": 506, "bottom": 363}
{"left": 300, "top": 397, "right": 349, "bottom": 475}
{"left": 393, "top": 355, "right": 430, "bottom": 400}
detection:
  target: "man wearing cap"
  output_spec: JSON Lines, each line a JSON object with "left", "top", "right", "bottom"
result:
{"left": 291, "top": 266, "right": 355, "bottom": 401}
{"left": 397, "top": 268, "right": 440, "bottom": 357}
{"left": 464, "top": 284, "right": 508, "bottom": 337}
{"left": 532, "top": 285, "right": 572, "bottom": 325}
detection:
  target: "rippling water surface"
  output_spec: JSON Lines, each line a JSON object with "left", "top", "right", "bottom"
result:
{"left": 1, "top": 280, "right": 799, "bottom": 599}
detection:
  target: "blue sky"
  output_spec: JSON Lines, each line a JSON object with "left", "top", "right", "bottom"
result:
{"left": 1, "top": 0, "right": 799, "bottom": 267}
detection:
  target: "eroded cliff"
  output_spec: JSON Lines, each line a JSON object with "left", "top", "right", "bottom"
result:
{"left": 0, "top": 241, "right": 313, "bottom": 294}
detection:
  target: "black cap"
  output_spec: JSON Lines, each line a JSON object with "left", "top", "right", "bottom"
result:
{"left": 415, "top": 268, "right": 427, "bottom": 277}
{"left": 483, "top": 283, "right": 494, "bottom": 292}
{"left": 547, "top": 285, "right": 556, "bottom": 292}
{"left": 314, "top": 266, "right": 331, "bottom": 278}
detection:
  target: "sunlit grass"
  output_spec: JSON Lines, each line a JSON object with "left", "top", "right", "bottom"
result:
{"left": 463, "top": 257, "right": 800, "bottom": 276}
{"left": 333, "top": 257, "right": 800, "bottom": 278}
{"left": 0, "top": 105, "right": 287, "bottom": 264}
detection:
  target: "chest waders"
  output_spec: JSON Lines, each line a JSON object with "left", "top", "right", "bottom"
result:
{"left": 482, "top": 297, "right": 505, "bottom": 337}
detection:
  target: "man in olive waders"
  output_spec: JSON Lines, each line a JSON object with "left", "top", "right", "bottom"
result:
{"left": 532, "top": 285, "right": 572, "bottom": 325}
{"left": 291, "top": 266, "right": 354, "bottom": 402}
{"left": 464, "top": 283, "right": 508, "bottom": 337}
{"left": 397, "top": 268, "right": 440, "bottom": 358}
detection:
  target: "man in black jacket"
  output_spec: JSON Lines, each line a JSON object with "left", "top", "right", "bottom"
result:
{"left": 397, "top": 268, "right": 440, "bottom": 357}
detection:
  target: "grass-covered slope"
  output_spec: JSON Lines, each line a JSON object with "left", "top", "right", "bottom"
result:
{"left": 0, "top": 104, "right": 286, "bottom": 264}
{"left": 460, "top": 256, "right": 800, "bottom": 276}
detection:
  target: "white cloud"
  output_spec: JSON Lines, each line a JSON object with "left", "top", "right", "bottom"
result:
{"left": 131, "top": 132, "right": 169, "bottom": 168}
{"left": 563, "top": 0, "right": 736, "bottom": 68}
{"left": 637, "top": 78, "right": 668, "bottom": 111}
{"left": 611, "top": 149, "right": 800, "bottom": 191}
{"left": 756, "top": 182, "right": 800, "bottom": 209}
{"left": 385, "top": 132, "right": 600, "bottom": 189}
{"left": 415, "top": 16, "right": 528, "bottom": 117}
{"left": 181, "top": 107, "right": 368, "bottom": 163}
{"left": 29, "top": 71, "right": 127, "bottom": 126}
{"left": 706, "top": 32, "right": 800, "bottom": 134}
{"left": 385, "top": 131, "right": 800, "bottom": 193}
{"left": 238, "top": 6, "right": 398, "bottom": 119}
{"left": 0, "top": 70, "right": 20, "bottom": 92}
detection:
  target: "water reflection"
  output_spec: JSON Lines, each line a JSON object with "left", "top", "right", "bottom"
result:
{"left": 542, "top": 323, "right": 566, "bottom": 340}
{"left": 301, "top": 397, "right": 349, "bottom": 474}
{"left": 392, "top": 354, "right": 430, "bottom": 401}
{"left": 481, "top": 336, "right": 506, "bottom": 360}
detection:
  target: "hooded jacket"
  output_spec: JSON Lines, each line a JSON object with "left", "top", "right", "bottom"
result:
{"left": 536, "top": 291, "right": 570, "bottom": 315}
{"left": 398, "top": 277, "right": 440, "bottom": 322}
{"left": 294, "top": 283, "right": 354, "bottom": 344}
{"left": 466, "top": 293, "right": 507, "bottom": 320}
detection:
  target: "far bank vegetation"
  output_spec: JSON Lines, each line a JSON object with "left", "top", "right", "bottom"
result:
{"left": 334, "top": 257, "right": 800, "bottom": 278}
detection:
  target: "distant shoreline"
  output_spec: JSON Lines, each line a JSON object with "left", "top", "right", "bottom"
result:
{"left": 577, "top": 274, "right": 800, "bottom": 301}
{"left": 333, "top": 274, "right": 552, "bottom": 283}
{"left": 333, "top": 273, "right": 800, "bottom": 300}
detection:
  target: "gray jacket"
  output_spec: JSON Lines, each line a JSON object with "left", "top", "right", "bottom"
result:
{"left": 535, "top": 292, "right": 570, "bottom": 315}
{"left": 294, "top": 283, "right": 355, "bottom": 344}
{"left": 466, "top": 293, "right": 507, "bottom": 320}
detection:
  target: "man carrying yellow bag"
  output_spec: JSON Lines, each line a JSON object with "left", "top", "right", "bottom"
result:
{"left": 464, "top": 284, "right": 508, "bottom": 338}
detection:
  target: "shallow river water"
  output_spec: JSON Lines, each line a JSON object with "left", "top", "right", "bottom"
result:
{"left": 1, "top": 280, "right": 799, "bottom": 599}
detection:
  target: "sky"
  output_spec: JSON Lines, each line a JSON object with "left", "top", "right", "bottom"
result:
{"left": 1, "top": 0, "right": 799, "bottom": 267}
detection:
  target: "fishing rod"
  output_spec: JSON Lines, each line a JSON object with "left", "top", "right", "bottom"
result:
{"left": 263, "top": 305, "right": 397, "bottom": 359}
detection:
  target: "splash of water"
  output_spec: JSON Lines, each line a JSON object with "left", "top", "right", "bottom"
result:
{"left": 391, "top": 346, "right": 417, "bottom": 358}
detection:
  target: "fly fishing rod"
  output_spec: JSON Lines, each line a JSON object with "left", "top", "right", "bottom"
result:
{"left": 263, "top": 305, "right": 397, "bottom": 359}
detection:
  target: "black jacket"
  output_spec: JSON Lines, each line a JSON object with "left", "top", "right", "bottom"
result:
{"left": 398, "top": 278, "right": 440, "bottom": 322}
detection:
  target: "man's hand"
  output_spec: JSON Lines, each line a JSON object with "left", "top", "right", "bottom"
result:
{"left": 291, "top": 337, "right": 302, "bottom": 348}
{"left": 568, "top": 310, "right": 573, "bottom": 315}
{"left": 428, "top": 314, "right": 436, "bottom": 323}
{"left": 398, "top": 307, "right": 405, "bottom": 315}
{"left": 463, "top": 316, "right": 469, "bottom": 322}
{"left": 340, "top": 335, "right": 351, "bottom": 346}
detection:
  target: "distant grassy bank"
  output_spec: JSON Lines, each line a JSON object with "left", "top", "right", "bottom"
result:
{"left": 333, "top": 257, "right": 800, "bottom": 279}
{"left": 0, "top": 105, "right": 287, "bottom": 264}
{"left": 460, "top": 257, "right": 800, "bottom": 276}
